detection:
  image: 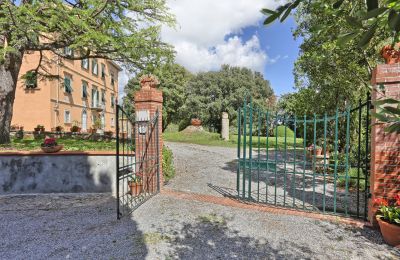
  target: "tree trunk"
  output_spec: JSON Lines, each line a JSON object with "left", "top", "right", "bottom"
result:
{"left": 0, "top": 51, "right": 23, "bottom": 144}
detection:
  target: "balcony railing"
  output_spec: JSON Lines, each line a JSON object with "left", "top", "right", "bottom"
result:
{"left": 91, "top": 103, "right": 105, "bottom": 112}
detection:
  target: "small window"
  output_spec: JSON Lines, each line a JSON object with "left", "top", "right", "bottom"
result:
{"left": 111, "top": 117, "right": 115, "bottom": 127}
{"left": 92, "top": 59, "right": 98, "bottom": 75}
{"left": 64, "top": 110, "right": 71, "bottom": 124}
{"left": 110, "top": 72, "right": 115, "bottom": 86}
{"left": 64, "top": 47, "right": 73, "bottom": 57}
{"left": 81, "top": 59, "right": 89, "bottom": 70}
{"left": 64, "top": 76, "right": 73, "bottom": 94}
{"left": 82, "top": 81, "right": 88, "bottom": 99}
{"left": 111, "top": 94, "right": 115, "bottom": 108}
{"left": 101, "top": 64, "right": 106, "bottom": 79}
{"left": 24, "top": 71, "right": 37, "bottom": 89}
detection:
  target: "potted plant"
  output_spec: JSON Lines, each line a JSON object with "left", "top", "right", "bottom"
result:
{"left": 34, "top": 124, "right": 45, "bottom": 133}
{"left": 375, "top": 195, "right": 400, "bottom": 247}
{"left": 15, "top": 127, "right": 24, "bottom": 139}
{"left": 55, "top": 125, "right": 63, "bottom": 132}
{"left": 93, "top": 118, "right": 103, "bottom": 134}
{"left": 307, "top": 144, "right": 323, "bottom": 156}
{"left": 70, "top": 120, "right": 81, "bottom": 133}
{"left": 40, "top": 137, "right": 63, "bottom": 153}
{"left": 127, "top": 174, "right": 143, "bottom": 196}
{"left": 191, "top": 118, "right": 202, "bottom": 127}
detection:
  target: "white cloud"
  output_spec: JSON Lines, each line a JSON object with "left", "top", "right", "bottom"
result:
{"left": 162, "top": 0, "right": 286, "bottom": 73}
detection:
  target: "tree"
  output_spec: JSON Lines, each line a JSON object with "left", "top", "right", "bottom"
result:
{"left": 262, "top": 0, "right": 400, "bottom": 132}
{"left": 181, "top": 65, "right": 275, "bottom": 132}
{"left": 0, "top": 0, "right": 175, "bottom": 144}
{"left": 123, "top": 63, "right": 193, "bottom": 131}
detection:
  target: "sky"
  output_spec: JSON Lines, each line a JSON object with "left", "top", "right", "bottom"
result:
{"left": 119, "top": 0, "right": 302, "bottom": 98}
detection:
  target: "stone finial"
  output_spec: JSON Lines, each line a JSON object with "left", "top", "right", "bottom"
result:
{"left": 381, "top": 43, "right": 400, "bottom": 64}
{"left": 139, "top": 74, "right": 160, "bottom": 89}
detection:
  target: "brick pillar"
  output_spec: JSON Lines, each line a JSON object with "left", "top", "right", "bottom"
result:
{"left": 369, "top": 64, "right": 400, "bottom": 225}
{"left": 134, "top": 76, "right": 163, "bottom": 191}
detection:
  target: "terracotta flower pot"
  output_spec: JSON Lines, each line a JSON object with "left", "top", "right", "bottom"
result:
{"left": 41, "top": 145, "right": 63, "bottom": 153}
{"left": 191, "top": 118, "right": 202, "bottom": 127}
{"left": 128, "top": 181, "right": 143, "bottom": 196}
{"left": 377, "top": 217, "right": 400, "bottom": 247}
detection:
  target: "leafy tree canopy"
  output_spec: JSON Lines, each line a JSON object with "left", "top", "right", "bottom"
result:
{"left": 123, "top": 63, "right": 193, "bottom": 131}
{"left": 181, "top": 65, "right": 275, "bottom": 131}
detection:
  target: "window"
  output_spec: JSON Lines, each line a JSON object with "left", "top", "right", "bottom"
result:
{"left": 111, "top": 117, "right": 115, "bottom": 127}
{"left": 64, "top": 110, "right": 71, "bottom": 124}
{"left": 110, "top": 73, "right": 115, "bottom": 86}
{"left": 91, "top": 88, "right": 97, "bottom": 108}
{"left": 82, "top": 81, "right": 88, "bottom": 99}
{"left": 81, "top": 58, "right": 89, "bottom": 70}
{"left": 101, "top": 64, "right": 106, "bottom": 79}
{"left": 24, "top": 71, "right": 37, "bottom": 89}
{"left": 92, "top": 59, "right": 98, "bottom": 75}
{"left": 64, "top": 76, "right": 73, "bottom": 94}
{"left": 64, "top": 47, "right": 73, "bottom": 57}
{"left": 111, "top": 94, "right": 115, "bottom": 108}
{"left": 101, "top": 114, "right": 105, "bottom": 129}
{"left": 101, "top": 90, "right": 106, "bottom": 104}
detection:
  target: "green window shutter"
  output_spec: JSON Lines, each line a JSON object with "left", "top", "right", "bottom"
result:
{"left": 64, "top": 77, "right": 73, "bottom": 93}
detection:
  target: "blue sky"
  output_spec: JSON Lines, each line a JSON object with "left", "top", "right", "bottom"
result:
{"left": 119, "top": 0, "right": 303, "bottom": 98}
{"left": 240, "top": 17, "right": 302, "bottom": 96}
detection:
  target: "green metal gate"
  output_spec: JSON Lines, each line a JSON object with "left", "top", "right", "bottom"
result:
{"left": 237, "top": 95, "right": 371, "bottom": 219}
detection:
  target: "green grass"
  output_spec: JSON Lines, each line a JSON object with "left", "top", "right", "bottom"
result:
{"left": 0, "top": 137, "right": 116, "bottom": 152}
{"left": 164, "top": 131, "right": 303, "bottom": 149}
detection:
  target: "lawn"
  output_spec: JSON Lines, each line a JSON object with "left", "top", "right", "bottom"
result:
{"left": 164, "top": 131, "right": 304, "bottom": 149}
{"left": 0, "top": 137, "right": 116, "bottom": 152}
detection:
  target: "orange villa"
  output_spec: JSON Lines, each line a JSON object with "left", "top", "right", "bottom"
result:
{"left": 12, "top": 48, "right": 121, "bottom": 133}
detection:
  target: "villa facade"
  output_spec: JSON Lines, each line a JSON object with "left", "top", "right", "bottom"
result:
{"left": 12, "top": 48, "right": 121, "bottom": 132}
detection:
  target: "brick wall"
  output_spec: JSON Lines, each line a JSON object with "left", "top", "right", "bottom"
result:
{"left": 369, "top": 64, "right": 400, "bottom": 225}
{"left": 134, "top": 83, "right": 163, "bottom": 191}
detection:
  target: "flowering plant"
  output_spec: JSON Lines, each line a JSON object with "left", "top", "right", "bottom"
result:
{"left": 41, "top": 137, "right": 58, "bottom": 147}
{"left": 375, "top": 194, "right": 400, "bottom": 226}
{"left": 129, "top": 173, "right": 143, "bottom": 184}
{"left": 307, "top": 144, "right": 322, "bottom": 151}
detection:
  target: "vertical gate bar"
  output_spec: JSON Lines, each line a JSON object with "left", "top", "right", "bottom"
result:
{"left": 122, "top": 108, "right": 125, "bottom": 214}
{"left": 266, "top": 112, "right": 270, "bottom": 203}
{"left": 357, "top": 98, "right": 362, "bottom": 218}
{"left": 293, "top": 115, "right": 297, "bottom": 208}
{"left": 333, "top": 109, "right": 339, "bottom": 214}
{"left": 156, "top": 111, "right": 160, "bottom": 192}
{"left": 274, "top": 112, "right": 278, "bottom": 205}
{"left": 302, "top": 115, "right": 307, "bottom": 210}
{"left": 237, "top": 108, "right": 241, "bottom": 194}
{"left": 116, "top": 106, "right": 120, "bottom": 219}
{"left": 344, "top": 106, "right": 351, "bottom": 216}
{"left": 257, "top": 109, "right": 261, "bottom": 202}
{"left": 242, "top": 99, "right": 247, "bottom": 198}
{"left": 312, "top": 114, "right": 317, "bottom": 210}
{"left": 248, "top": 99, "right": 253, "bottom": 200}
{"left": 283, "top": 115, "right": 287, "bottom": 206}
{"left": 364, "top": 93, "right": 371, "bottom": 220}
{"left": 323, "top": 113, "right": 327, "bottom": 213}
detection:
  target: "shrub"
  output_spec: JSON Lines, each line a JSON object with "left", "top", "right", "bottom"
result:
{"left": 162, "top": 145, "right": 175, "bottom": 182}
{"left": 337, "top": 168, "right": 366, "bottom": 191}
{"left": 276, "top": 125, "right": 294, "bottom": 138}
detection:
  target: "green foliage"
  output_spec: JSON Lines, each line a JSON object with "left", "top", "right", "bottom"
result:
{"left": 1, "top": 1, "right": 175, "bottom": 70}
{"left": 124, "top": 63, "right": 193, "bottom": 131}
{"left": 276, "top": 125, "right": 295, "bottom": 138}
{"left": 337, "top": 168, "right": 366, "bottom": 192}
{"left": 181, "top": 65, "right": 275, "bottom": 132}
{"left": 162, "top": 145, "right": 175, "bottom": 182}
{"left": 373, "top": 96, "right": 400, "bottom": 133}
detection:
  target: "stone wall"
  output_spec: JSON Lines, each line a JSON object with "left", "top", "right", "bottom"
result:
{"left": 0, "top": 154, "right": 117, "bottom": 194}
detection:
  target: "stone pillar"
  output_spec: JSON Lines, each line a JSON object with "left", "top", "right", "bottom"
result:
{"left": 221, "top": 112, "right": 229, "bottom": 141}
{"left": 369, "top": 64, "right": 400, "bottom": 225}
{"left": 134, "top": 76, "right": 163, "bottom": 190}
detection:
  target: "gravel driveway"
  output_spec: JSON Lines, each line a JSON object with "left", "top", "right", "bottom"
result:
{"left": 1, "top": 142, "right": 399, "bottom": 259}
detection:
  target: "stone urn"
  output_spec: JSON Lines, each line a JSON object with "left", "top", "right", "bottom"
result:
{"left": 191, "top": 118, "right": 202, "bottom": 127}
{"left": 381, "top": 44, "right": 400, "bottom": 64}
{"left": 139, "top": 75, "right": 159, "bottom": 89}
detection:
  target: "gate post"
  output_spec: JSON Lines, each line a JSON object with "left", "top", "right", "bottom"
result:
{"left": 369, "top": 64, "right": 400, "bottom": 225}
{"left": 221, "top": 112, "right": 229, "bottom": 141}
{"left": 134, "top": 75, "right": 163, "bottom": 190}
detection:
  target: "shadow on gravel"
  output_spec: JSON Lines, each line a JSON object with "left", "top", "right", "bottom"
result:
{"left": 165, "top": 213, "right": 315, "bottom": 259}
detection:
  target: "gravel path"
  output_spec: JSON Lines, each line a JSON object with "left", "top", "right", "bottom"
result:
{"left": 1, "top": 142, "right": 399, "bottom": 259}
